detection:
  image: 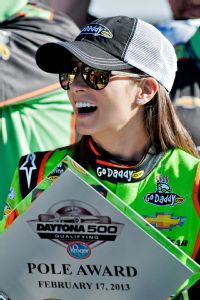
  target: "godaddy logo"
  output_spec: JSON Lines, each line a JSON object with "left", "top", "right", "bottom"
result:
{"left": 144, "top": 175, "right": 184, "bottom": 207}
{"left": 79, "top": 23, "right": 113, "bottom": 38}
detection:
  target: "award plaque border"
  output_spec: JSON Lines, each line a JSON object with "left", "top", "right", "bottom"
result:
{"left": 0, "top": 155, "right": 199, "bottom": 298}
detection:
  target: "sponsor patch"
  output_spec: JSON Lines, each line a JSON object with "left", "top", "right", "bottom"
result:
{"left": 67, "top": 242, "right": 91, "bottom": 260}
{"left": 19, "top": 153, "right": 37, "bottom": 189}
{"left": 95, "top": 166, "right": 144, "bottom": 183}
{"left": 48, "top": 162, "right": 67, "bottom": 181}
{"left": 132, "top": 170, "right": 144, "bottom": 179}
{"left": 79, "top": 23, "right": 113, "bottom": 38}
{"left": 144, "top": 175, "right": 184, "bottom": 206}
{"left": 167, "top": 237, "right": 189, "bottom": 247}
{"left": 144, "top": 213, "right": 186, "bottom": 231}
{"left": 3, "top": 203, "right": 12, "bottom": 217}
{"left": 71, "top": 160, "right": 87, "bottom": 175}
{"left": 8, "top": 187, "right": 15, "bottom": 200}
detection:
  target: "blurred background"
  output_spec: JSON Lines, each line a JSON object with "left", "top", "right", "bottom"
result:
{"left": 40, "top": 0, "right": 174, "bottom": 26}
{"left": 88, "top": 0, "right": 173, "bottom": 23}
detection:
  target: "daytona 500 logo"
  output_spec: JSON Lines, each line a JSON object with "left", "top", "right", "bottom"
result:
{"left": 28, "top": 200, "right": 124, "bottom": 259}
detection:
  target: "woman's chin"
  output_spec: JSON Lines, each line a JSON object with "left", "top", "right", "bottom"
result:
{"left": 77, "top": 127, "right": 94, "bottom": 136}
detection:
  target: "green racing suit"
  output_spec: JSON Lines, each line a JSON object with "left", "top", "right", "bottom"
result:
{"left": 3, "top": 136, "right": 200, "bottom": 299}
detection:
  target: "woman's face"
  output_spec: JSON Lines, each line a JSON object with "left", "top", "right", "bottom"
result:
{"left": 67, "top": 61, "right": 144, "bottom": 141}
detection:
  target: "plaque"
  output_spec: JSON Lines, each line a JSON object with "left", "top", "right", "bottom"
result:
{"left": 0, "top": 156, "right": 199, "bottom": 300}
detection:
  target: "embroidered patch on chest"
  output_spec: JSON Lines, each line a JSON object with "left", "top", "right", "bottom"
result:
{"left": 144, "top": 175, "right": 184, "bottom": 206}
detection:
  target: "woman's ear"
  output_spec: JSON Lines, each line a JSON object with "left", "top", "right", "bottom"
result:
{"left": 136, "top": 78, "right": 158, "bottom": 106}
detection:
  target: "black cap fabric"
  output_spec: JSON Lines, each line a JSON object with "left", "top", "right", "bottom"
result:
{"left": 36, "top": 16, "right": 135, "bottom": 72}
{"left": 36, "top": 16, "right": 177, "bottom": 91}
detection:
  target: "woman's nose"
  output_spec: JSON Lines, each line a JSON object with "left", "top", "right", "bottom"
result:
{"left": 70, "top": 72, "right": 87, "bottom": 91}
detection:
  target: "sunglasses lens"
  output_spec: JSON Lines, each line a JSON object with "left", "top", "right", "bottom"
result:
{"left": 59, "top": 66, "right": 78, "bottom": 90}
{"left": 82, "top": 66, "right": 110, "bottom": 90}
{"left": 59, "top": 65, "right": 110, "bottom": 91}
{"left": 59, "top": 73, "right": 70, "bottom": 90}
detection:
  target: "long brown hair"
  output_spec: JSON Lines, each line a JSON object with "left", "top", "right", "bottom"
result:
{"left": 144, "top": 84, "right": 199, "bottom": 157}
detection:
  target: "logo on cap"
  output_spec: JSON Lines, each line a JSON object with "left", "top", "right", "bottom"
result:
{"left": 79, "top": 23, "right": 113, "bottom": 38}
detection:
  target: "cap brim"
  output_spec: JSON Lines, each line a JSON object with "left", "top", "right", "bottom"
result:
{"left": 36, "top": 41, "right": 133, "bottom": 73}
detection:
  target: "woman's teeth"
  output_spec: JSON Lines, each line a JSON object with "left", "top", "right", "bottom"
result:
{"left": 76, "top": 102, "right": 97, "bottom": 113}
{"left": 76, "top": 102, "right": 96, "bottom": 108}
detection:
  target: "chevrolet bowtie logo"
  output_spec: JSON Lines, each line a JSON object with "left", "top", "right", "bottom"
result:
{"left": 144, "top": 213, "right": 186, "bottom": 230}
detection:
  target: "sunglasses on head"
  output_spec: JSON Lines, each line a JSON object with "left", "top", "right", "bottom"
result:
{"left": 59, "top": 63, "right": 147, "bottom": 91}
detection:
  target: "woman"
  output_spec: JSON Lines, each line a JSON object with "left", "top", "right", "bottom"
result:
{"left": 5, "top": 16, "right": 200, "bottom": 299}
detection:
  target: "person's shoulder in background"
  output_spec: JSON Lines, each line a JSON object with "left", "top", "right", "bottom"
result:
{"left": 157, "top": 19, "right": 200, "bottom": 45}
{"left": 39, "top": 0, "right": 96, "bottom": 28}
{"left": 156, "top": 0, "right": 200, "bottom": 151}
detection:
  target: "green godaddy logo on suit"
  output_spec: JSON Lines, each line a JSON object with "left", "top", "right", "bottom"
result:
{"left": 144, "top": 175, "right": 184, "bottom": 207}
